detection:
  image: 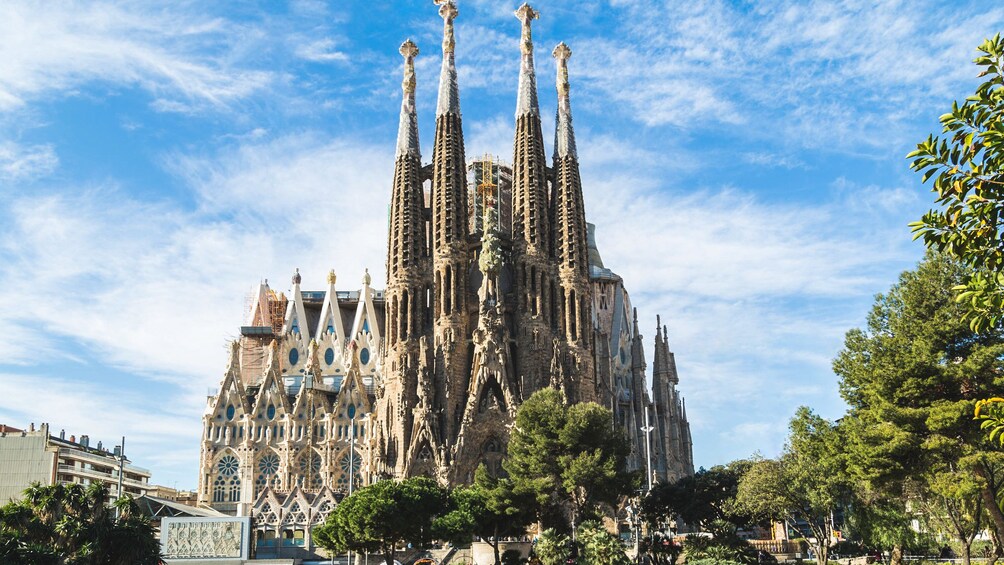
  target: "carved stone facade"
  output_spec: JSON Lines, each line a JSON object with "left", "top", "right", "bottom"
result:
{"left": 161, "top": 517, "right": 250, "bottom": 561}
{"left": 196, "top": 2, "right": 694, "bottom": 541}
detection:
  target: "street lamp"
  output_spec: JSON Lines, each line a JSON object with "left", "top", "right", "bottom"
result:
{"left": 641, "top": 409, "right": 654, "bottom": 493}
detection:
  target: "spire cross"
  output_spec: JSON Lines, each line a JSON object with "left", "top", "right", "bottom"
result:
{"left": 399, "top": 39, "right": 419, "bottom": 94}
{"left": 515, "top": 3, "right": 539, "bottom": 56}
{"left": 553, "top": 42, "right": 571, "bottom": 98}
{"left": 436, "top": 0, "right": 458, "bottom": 54}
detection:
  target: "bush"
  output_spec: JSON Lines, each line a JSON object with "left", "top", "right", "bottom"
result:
{"left": 683, "top": 533, "right": 759, "bottom": 565}
{"left": 686, "top": 559, "right": 745, "bottom": 565}
{"left": 502, "top": 548, "right": 525, "bottom": 565}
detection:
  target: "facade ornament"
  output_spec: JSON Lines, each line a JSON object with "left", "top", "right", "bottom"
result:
{"left": 327, "top": 269, "right": 337, "bottom": 285}
{"left": 292, "top": 268, "right": 301, "bottom": 285}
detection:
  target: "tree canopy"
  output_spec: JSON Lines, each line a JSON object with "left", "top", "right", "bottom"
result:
{"left": 833, "top": 252, "right": 1004, "bottom": 565}
{"left": 0, "top": 482, "right": 161, "bottom": 565}
{"left": 504, "top": 388, "right": 635, "bottom": 531}
{"left": 734, "top": 407, "right": 847, "bottom": 565}
{"left": 313, "top": 476, "right": 449, "bottom": 565}
{"left": 642, "top": 460, "right": 754, "bottom": 534}
{"left": 909, "top": 34, "right": 1004, "bottom": 331}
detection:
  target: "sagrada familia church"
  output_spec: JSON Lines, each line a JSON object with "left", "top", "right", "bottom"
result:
{"left": 196, "top": 1, "right": 693, "bottom": 550}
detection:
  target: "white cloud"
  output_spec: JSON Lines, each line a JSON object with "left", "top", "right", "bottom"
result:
{"left": 0, "top": 141, "right": 57, "bottom": 180}
{"left": 0, "top": 1, "right": 273, "bottom": 112}
{"left": 295, "top": 38, "right": 349, "bottom": 63}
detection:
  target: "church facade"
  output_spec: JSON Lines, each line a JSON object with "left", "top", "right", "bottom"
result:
{"left": 196, "top": 2, "right": 693, "bottom": 548}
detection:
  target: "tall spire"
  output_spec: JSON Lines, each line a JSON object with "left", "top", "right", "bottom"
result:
{"left": 430, "top": 0, "right": 470, "bottom": 445}
{"left": 515, "top": 3, "right": 540, "bottom": 117}
{"left": 387, "top": 39, "right": 428, "bottom": 349}
{"left": 553, "top": 42, "right": 577, "bottom": 159}
{"left": 396, "top": 39, "right": 420, "bottom": 159}
{"left": 435, "top": 1, "right": 460, "bottom": 116}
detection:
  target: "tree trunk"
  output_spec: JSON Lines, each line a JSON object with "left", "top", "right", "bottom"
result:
{"left": 889, "top": 543, "right": 903, "bottom": 565}
{"left": 815, "top": 542, "right": 828, "bottom": 564}
{"left": 962, "top": 542, "right": 973, "bottom": 565}
{"left": 492, "top": 540, "right": 501, "bottom": 565}
{"left": 989, "top": 527, "right": 1002, "bottom": 565}
{"left": 975, "top": 463, "right": 1004, "bottom": 542}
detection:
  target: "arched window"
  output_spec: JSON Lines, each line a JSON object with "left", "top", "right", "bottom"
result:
{"left": 214, "top": 454, "right": 240, "bottom": 503}
{"left": 297, "top": 451, "right": 323, "bottom": 490}
{"left": 256, "top": 453, "right": 281, "bottom": 493}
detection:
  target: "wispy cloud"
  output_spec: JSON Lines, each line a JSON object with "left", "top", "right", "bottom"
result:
{"left": 0, "top": 141, "right": 57, "bottom": 180}
{"left": 0, "top": 1, "right": 273, "bottom": 112}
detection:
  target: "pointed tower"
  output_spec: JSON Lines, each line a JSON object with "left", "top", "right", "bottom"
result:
{"left": 628, "top": 307, "right": 649, "bottom": 468}
{"left": 552, "top": 42, "right": 594, "bottom": 403}
{"left": 379, "top": 38, "right": 429, "bottom": 477}
{"left": 511, "top": 3, "right": 559, "bottom": 398}
{"left": 430, "top": 0, "right": 472, "bottom": 448}
{"left": 651, "top": 320, "right": 693, "bottom": 483}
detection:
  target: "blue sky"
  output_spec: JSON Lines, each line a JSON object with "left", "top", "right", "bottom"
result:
{"left": 2, "top": 0, "right": 1002, "bottom": 491}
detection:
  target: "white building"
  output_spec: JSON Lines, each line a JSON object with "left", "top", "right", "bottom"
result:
{"left": 0, "top": 422, "right": 151, "bottom": 503}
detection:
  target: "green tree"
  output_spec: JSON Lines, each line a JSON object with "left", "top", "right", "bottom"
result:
{"left": 505, "top": 389, "right": 634, "bottom": 531}
{"left": 908, "top": 34, "right": 1004, "bottom": 332}
{"left": 534, "top": 529, "right": 571, "bottom": 565}
{"left": 642, "top": 460, "right": 755, "bottom": 535}
{"left": 833, "top": 252, "right": 1004, "bottom": 562}
{"left": 313, "top": 477, "right": 449, "bottom": 565}
{"left": 441, "top": 465, "right": 535, "bottom": 565}
{"left": 576, "top": 521, "right": 630, "bottom": 565}
{"left": 0, "top": 482, "right": 160, "bottom": 565}
{"left": 734, "top": 408, "right": 848, "bottom": 564}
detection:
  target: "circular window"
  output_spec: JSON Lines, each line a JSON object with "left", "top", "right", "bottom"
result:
{"left": 226, "top": 404, "right": 235, "bottom": 420}
{"left": 258, "top": 454, "right": 280, "bottom": 475}
{"left": 288, "top": 348, "right": 299, "bottom": 366}
{"left": 267, "top": 404, "right": 276, "bottom": 420}
{"left": 359, "top": 347, "right": 370, "bottom": 365}
{"left": 324, "top": 348, "right": 335, "bottom": 365}
{"left": 218, "top": 455, "right": 239, "bottom": 476}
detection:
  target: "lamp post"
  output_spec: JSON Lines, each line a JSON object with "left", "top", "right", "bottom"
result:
{"left": 640, "top": 411, "right": 655, "bottom": 563}
{"left": 641, "top": 409, "right": 654, "bottom": 492}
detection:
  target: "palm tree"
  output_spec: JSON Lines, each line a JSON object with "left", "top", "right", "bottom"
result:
{"left": 0, "top": 482, "right": 161, "bottom": 564}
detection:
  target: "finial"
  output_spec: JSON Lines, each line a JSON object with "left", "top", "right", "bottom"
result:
{"left": 397, "top": 39, "right": 421, "bottom": 159}
{"left": 363, "top": 268, "right": 371, "bottom": 286}
{"left": 327, "top": 269, "right": 337, "bottom": 285}
{"left": 552, "top": 41, "right": 577, "bottom": 159}
{"left": 436, "top": 1, "right": 458, "bottom": 54}
{"left": 292, "top": 268, "right": 301, "bottom": 285}
{"left": 435, "top": 0, "right": 461, "bottom": 116}
{"left": 633, "top": 307, "right": 638, "bottom": 322}
{"left": 515, "top": 4, "right": 539, "bottom": 55}
{"left": 514, "top": 3, "right": 540, "bottom": 117}
{"left": 553, "top": 42, "right": 571, "bottom": 97}
{"left": 656, "top": 315, "right": 661, "bottom": 336}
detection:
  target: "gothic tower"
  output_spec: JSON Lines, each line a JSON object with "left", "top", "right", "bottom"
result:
{"left": 429, "top": 1, "right": 472, "bottom": 454}
{"left": 376, "top": 39, "right": 432, "bottom": 478}
{"left": 511, "top": 3, "right": 559, "bottom": 399}
{"left": 551, "top": 42, "right": 595, "bottom": 403}
{"left": 651, "top": 321, "right": 694, "bottom": 482}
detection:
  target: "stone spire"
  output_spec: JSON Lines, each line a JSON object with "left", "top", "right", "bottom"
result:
{"left": 430, "top": 0, "right": 471, "bottom": 446}
{"left": 387, "top": 39, "right": 428, "bottom": 350}
{"left": 653, "top": 316, "right": 668, "bottom": 380}
{"left": 435, "top": 1, "right": 460, "bottom": 117}
{"left": 396, "top": 40, "right": 421, "bottom": 159}
{"left": 514, "top": 2, "right": 554, "bottom": 311}
{"left": 553, "top": 42, "right": 576, "bottom": 160}
{"left": 551, "top": 41, "right": 591, "bottom": 375}
{"left": 515, "top": 3, "right": 540, "bottom": 117}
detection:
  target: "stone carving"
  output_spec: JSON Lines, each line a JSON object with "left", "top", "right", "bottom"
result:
{"left": 164, "top": 520, "right": 243, "bottom": 559}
